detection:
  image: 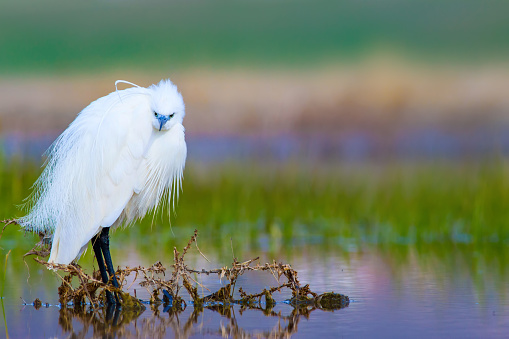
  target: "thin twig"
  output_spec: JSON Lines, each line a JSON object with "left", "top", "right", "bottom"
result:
{"left": 194, "top": 236, "right": 210, "bottom": 263}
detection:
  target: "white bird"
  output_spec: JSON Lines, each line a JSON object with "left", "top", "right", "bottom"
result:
{"left": 18, "top": 79, "right": 187, "bottom": 303}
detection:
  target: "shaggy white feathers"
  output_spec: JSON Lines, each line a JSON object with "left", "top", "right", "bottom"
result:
{"left": 18, "top": 79, "right": 187, "bottom": 265}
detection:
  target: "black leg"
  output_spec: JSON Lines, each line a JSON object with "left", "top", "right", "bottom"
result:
{"left": 92, "top": 228, "right": 118, "bottom": 305}
{"left": 105, "top": 302, "right": 121, "bottom": 325}
{"left": 99, "top": 228, "right": 120, "bottom": 290}
{"left": 105, "top": 302, "right": 116, "bottom": 322}
{"left": 92, "top": 234, "right": 109, "bottom": 285}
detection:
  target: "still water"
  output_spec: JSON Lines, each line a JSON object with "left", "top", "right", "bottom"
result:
{"left": 1, "top": 241, "right": 508, "bottom": 338}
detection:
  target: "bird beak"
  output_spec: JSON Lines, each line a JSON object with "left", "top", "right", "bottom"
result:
{"left": 157, "top": 115, "right": 170, "bottom": 131}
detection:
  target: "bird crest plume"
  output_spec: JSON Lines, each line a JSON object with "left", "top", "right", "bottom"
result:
{"left": 114, "top": 80, "right": 141, "bottom": 103}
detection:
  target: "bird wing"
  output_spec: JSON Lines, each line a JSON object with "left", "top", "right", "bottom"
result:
{"left": 94, "top": 91, "right": 154, "bottom": 227}
{"left": 46, "top": 88, "right": 154, "bottom": 264}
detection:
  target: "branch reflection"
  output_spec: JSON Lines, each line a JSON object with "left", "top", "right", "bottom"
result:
{"left": 57, "top": 298, "right": 348, "bottom": 338}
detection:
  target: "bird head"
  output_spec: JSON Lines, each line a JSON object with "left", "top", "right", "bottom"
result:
{"left": 149, "top": 79, "right": 185, "bottom": 132}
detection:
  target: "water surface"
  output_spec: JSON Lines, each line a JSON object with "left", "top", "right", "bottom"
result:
{"left": 2, "top": 242, "right": 508, "bottom": 338}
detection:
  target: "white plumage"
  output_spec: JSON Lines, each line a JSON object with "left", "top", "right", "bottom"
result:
{"left": 19, "top": 79, "right": 187, "bottom": 265}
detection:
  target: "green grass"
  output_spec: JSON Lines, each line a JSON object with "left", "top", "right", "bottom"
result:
{"left": 0, "top": 0, "right": 508, "bottom": 74}
{"left": 1, "top": 250, "right": 10, "bottom": 339}
{"left": 2, "top": 158, "right": 509, "bottom": 251}
{"left": 0, "top": 250, "right": 10, "bottom": 299}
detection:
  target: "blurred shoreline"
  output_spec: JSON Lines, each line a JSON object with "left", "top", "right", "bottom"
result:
{"left": 1, "top": 62, "right": 509, "bottom": 161}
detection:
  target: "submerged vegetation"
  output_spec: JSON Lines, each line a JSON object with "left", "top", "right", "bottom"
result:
{"left": 11, "top": 229, "right": 349, "bottom": 338}
{"left": 24, "top": 230, "right": 348, "bottom": 310}
{"left": 44, "top": 292, "right": 331, "bottom": 338}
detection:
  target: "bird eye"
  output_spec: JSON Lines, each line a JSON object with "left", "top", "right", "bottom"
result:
{"left": 154, "top": 112, "right": 158, "bottom": 117}
{"left": 170, "top": 113, "right": 175, "bottom": 118}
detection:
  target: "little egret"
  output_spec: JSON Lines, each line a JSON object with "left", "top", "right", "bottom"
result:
{"left": 18, "top": 79, "right": 187, "bottom": 303}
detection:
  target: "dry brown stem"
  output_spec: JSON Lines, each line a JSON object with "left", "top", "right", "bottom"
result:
{"left": 20, "top": 229, "right": 347, "bottom": 313}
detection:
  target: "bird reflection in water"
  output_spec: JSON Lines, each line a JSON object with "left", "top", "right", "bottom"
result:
{"left": 55, "top": 299, "right": 348, "bottom": 338}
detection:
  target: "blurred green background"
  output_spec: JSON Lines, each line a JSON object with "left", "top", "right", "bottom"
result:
{"left": 0, "top": 0, "right": 508, "bottom": 73}
{"left": 1, "top": 0, "right": 509, "bottom": 269}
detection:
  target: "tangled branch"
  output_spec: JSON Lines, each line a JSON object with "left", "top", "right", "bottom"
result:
{"left": 21, "top": 229, "right": 348, "bottom": 312}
